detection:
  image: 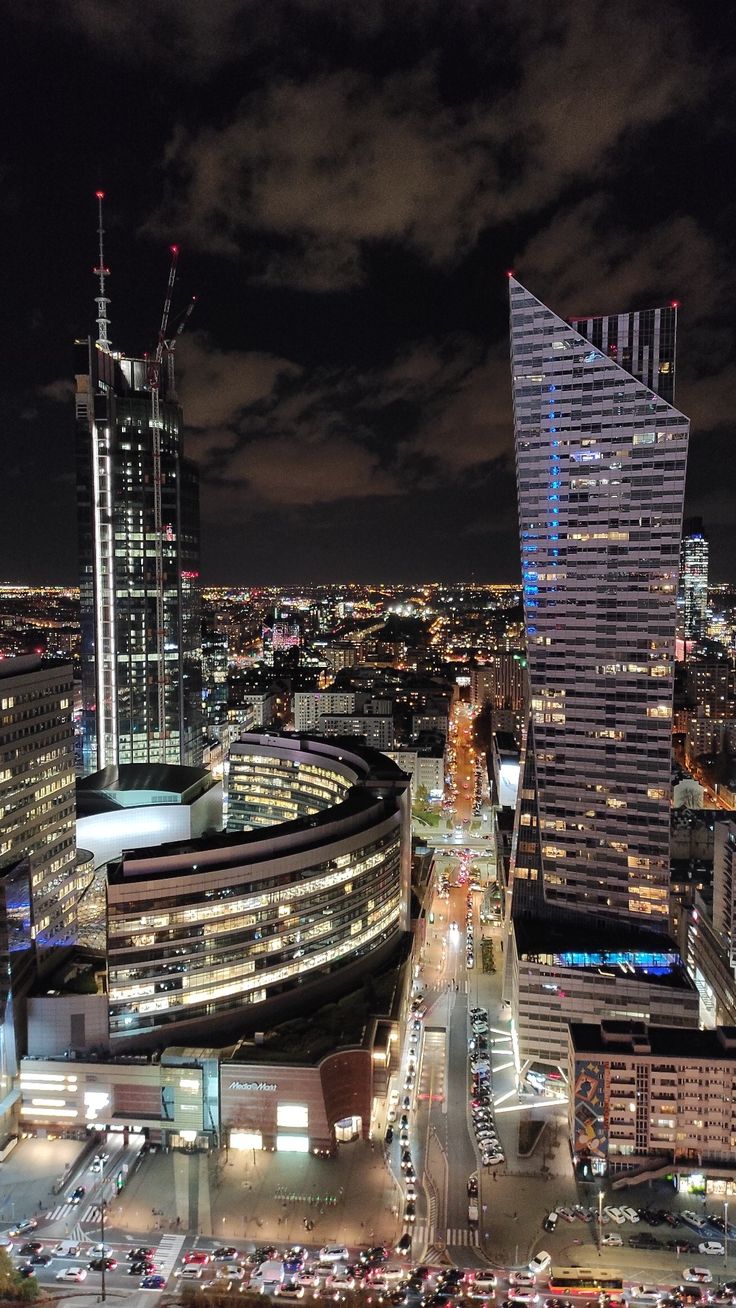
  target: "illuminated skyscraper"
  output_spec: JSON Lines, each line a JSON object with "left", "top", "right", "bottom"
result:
{"left": 568, "top": 303, "right": 678, "bottom": 405}
{"left": 509, "top": 278, "right": 689, "bottom": 927}
{"left": 678, "top": 517, "right": 709, "bottom": 642}
{"left": 75, "top": 197, "right": 202, "bottom": 771}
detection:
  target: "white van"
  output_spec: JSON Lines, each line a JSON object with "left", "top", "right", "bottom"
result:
{"left": 54, "top": 1241, "right": 82, "bottom": 1258}
{"left": 251, "top": 1260, "right": 286, "bottom": 1294}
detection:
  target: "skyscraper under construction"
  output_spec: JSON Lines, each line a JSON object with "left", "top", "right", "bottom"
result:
{"left": 75, "top": 195, "right": 202, "bottom": 772}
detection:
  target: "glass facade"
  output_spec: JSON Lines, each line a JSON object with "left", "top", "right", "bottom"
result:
{"left": 228, "top": 751, "right": 353, "bottom": 829}
{"left": 107, "top": 824, "right": 402, "bottom": 1036}
{"left": 567, "top": 305, "right": 677, "bottom": 406}
{"left": 678, "top": 519, "right": 709, "bottom": 641}
{"left": 75, "top": 342, "right": 202, "bottom": 772}
{"left": 509, "top": 278, "right": 689, "bottom": 926}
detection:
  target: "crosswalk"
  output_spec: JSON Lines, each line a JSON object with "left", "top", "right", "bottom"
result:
{"left": 155, "top": 1233, "right": 186, "bottom": 1280}
{"left": 416, "top": 1222, "right": 480, "bottom": 1252}
{"left": 45, "top": 1200, "right": 103, "bottom": 1225}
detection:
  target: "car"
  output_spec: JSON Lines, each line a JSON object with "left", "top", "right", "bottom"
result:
{"left": 400, "top": 1129, "right": 410, "bottom": 1145}
{"left": 482, "top": 1152, "right": 504, "bottom": 1166}
{"left": 128, "top": 1246, "right": 156, "bottom": 1260}
{"left": 56, "top": 1268, "right": 88, "bottom": 1282}
{"left": 94, "top": 1150, "right": 110, "bottom": 1164}
{"left": 385, "top": 1126, "right": 395, "bottom": 1145}
{"left": 90, "top": 1257, "right": 118, "bottom": 1272}
{"left": 16, "top": 1265, "right": 36, "bottom": 1280}
{"left": 212, "top": 1246, "right": 239, "bottom": 1260}
{"left": 10, "top": 1220, "right": 37, "bottom": 1236}
{"left": 69, "top": 1185, "right": 86, "bottom": 1204}
{"left": 54, "top": 1243, "right": 82, "bottom": 1257}
{"left": 468, "top": 1175, "right": 479, "bottom": 1197}
{"left": 528, "top": 1254, "right": 551, "bottom": 1278}
{"left": 329, "top": 1271, "right": 357, "bottom": 1291}
{"left": 247, "top": 1246, "right": 278, "bottom": 1266}
{"left": 621, "top": 1206, "right": 640, "bottom": 1223}
{"left": 284, "top": 1251, "right": 305, "bottom": 1275}
{"left": 699, "top": 1243, "right": 725, "bottom": 1256}
{"left": 629, "top": 1234, "right": 662, "bottom": 1250}
{"left": 141, "top": 1274, "right": 167, "bottom": 1290}
{"left": 682, "top": 1270, "right": 714, "bottom": 1286}
{"left": 19, "top": 1242, "right": 44, "bottom": 1256}
{"left": 604, "top": 1206, "right": 626, "bottom": 1226}
{"left": 507, "top": 1291, "right": 538, "bottom": 1303}
{"left": 360, "top": 1247, "right": 390, "bottom": 1268}
{"left": 129, "top": 1261, "right": 157, "bottom": 1276}
{"left": 467, "top": 1275, "right": 497, "bottom": 1298}
{"left": 320, "top": 1246, "right": 350, "bottom": 1265}
{"left": 601, "top": 1233, "right": 623, "bottom": 1248}
{"left": 387, "top": 1108, "right": 397, "bottom": 1124}
{"left": 88, "top": 1244, "right": 114, "bottom": 1258}
{"left": 404, "top": 1202, "right": 416, "bottom": 1223}
{"left": 543, "top": 1300, "right": 571, "bottom": 1308}
{"left": 278, "top": 1283, "right": 305, "bottom": 1299}
{"left": 29, "top": 1254, "right": 52, "bottom": 1266}
{"left": 509, "top": 1273, "right": 536, "bottom": 1289}
{"left": 543, "top": 1212, "right": 558, "bottom": 1233}
{"left": 396, "top": 1234, "right": 412, "bottom": 1257}
{"left": 402, "top": 1096, "right": 412, "bottom": 1110}
{"left": 184, "top": 1250, "right": 210, "bottom": 1265}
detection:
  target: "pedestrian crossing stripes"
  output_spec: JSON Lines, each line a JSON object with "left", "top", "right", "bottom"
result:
{"left": 412, "top": 1223, "right": 435, "bottom": 1249}
{"left": 82, "top": 1204, "right": 102, "bottom": 1224}
{"left": 46, "top": 1202, "right": 74, "bottom": 1221}
{"left": 445, "top": 1228, "right": 480, "bottom": 1247}
{"left": 155, "top": 1233, "right": 186, "bottom": 1280}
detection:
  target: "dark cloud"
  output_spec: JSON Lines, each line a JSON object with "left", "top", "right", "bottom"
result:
{"left": 145, "top": 3, "right": 703, "bottom": 290}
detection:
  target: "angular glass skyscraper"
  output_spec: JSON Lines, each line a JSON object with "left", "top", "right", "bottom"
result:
{"left": 509, "top": 278, "right": 689, "bottom": 927}
{"left": 75, "top": 343, "right": 203, "bottom": 772}
{"left": 568, "top": 303, "right": 677, "bottom": 405}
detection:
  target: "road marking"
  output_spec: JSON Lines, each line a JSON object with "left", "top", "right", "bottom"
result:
{"left": 445, "top": 1227, "right": 480, "bottom": 1246}
{"left": 47, "top": 1202, "right": 73, "bottom": 1221}
{"left": 83, "top": 1205, "right": 102, "bottom": 1223}
{"left": 155, "top": 1233, "right": 186, "bottom": 1280}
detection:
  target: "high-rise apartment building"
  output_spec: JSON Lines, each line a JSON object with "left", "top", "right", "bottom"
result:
{"left": 75, "top": 198, "right": 202, "bottom": 771}
{"left": 568, "top": 303, "right": 677, "bottom": 405}
{"left": 678, "top": 517, "right": 709, "bottom": 642}
{"left": 509, "top": 279, "right": 689, "bottom": 926}
{"left": 0, "top": 655, "right": 81, "bottom": 953}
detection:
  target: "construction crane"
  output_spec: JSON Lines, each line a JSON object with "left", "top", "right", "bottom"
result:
{"left": 148, "top": 247, "right": 196, "bottom": 760}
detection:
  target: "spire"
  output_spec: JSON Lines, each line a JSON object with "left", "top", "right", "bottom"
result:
{"left": 93, "top": 190, "right": 112, "bottom": 352}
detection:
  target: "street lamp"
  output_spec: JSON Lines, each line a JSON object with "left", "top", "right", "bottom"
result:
{"left": 598, "top": 1188, "right": 604, "bottom": 1257}
{"left": 725, "top": 1199, "right": 729, "bottom": 1269}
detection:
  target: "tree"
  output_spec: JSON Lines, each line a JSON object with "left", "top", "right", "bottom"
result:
{"left": 0, "top": 1249, "right": 38, "bottom": 1302}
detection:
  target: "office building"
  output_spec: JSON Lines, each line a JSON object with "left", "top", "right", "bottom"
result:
{"left": 569, "top": 1020, "right": 736, "bottom": 1183}
{"left": 678, "top": 518, "right": 709, "bottom": 642}
{"left": 318, "top": 711, "right": 394, "bottom": 750}
{"left": 293, "top": 690, "right": 356, "bottom": 733}
{"left": 685, "top": 655, "right": 734, "bottom": 719}
{"left": 510, "top": 917, "right": 698, "bottom": 1082}
{"left": 713, "top": 821, "right": 736, "bottom": 968}
{"left": 0, "top": 655, "right": 81, "bottom": 954}
{"left": 567, "top": 303, "right": 677, "bottom": 405}
{"left": 106, "top": 734, "right": 411, "bottom": 1047}
{"left": 471, "top": 655, "right": 526, "bottom": 713}
{"left": 508, "top": 278, "right": 689, "bottom": 926}
{"left": 75, "top": 196, "right": 202, "bottom": 772}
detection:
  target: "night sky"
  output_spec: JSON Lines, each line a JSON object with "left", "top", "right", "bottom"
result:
{"left": 2, "top": 1, "right": 735, "bottom": 585}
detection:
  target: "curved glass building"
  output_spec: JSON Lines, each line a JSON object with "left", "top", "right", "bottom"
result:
{"left": 106, "top": 734, "right": 411, "bottom": 1047}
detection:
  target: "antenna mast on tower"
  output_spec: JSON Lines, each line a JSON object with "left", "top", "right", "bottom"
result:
{"left": 93, "top": 190, "right": 112, "bottom": 352}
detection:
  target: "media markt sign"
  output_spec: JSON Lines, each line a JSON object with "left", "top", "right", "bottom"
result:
{"left": 228, "top": 1080, "right": 278, "bottom": 1092}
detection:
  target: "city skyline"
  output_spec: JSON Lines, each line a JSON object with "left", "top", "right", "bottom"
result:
{"left": 2, "top": 2, "right": 735, "bottom": 585}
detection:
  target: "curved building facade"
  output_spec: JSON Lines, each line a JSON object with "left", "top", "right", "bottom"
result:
{"left": 106, "top": 735, "right": 411, "bottom": 1048}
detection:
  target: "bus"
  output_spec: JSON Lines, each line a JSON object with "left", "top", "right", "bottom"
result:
{"left": 548, "top": 1268, "right": 624, "bottom": 1297}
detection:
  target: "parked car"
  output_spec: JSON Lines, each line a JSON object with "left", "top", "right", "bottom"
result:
{"left": 698, "top": 1242, "right": 725, "bottom": 1256}
{"left": 543, "top": 1213, "right": 558, "bottom": 1233}
{"left": 601, "top": 1234, "right": 623, "bottom": 1248}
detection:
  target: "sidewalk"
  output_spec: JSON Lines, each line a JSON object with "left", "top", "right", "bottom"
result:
{"left": 111, "top": 1138, "right": 401, "bottom": 1251}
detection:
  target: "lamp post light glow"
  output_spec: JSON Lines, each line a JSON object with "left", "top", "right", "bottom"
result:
{"left": 598, "top": 1188, "right": 604, "bottom": 1257}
